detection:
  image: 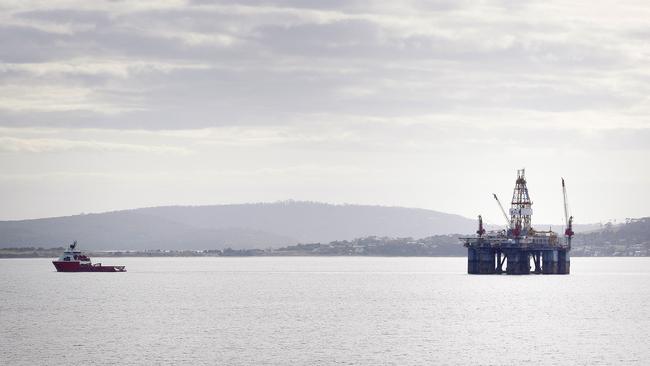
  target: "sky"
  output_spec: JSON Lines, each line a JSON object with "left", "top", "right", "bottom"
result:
{"left": 1, "top": 0, "right": 649, "bottom": 224}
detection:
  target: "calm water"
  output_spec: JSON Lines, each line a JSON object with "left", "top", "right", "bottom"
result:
{"left": 1, "top": 257, "right": 649, "bottom": 365}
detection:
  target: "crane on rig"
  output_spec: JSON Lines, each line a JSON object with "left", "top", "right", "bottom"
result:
{"left": 562, "top": 178, "right": 574, "bottom": 248}
{"left": 493, "top": 193, "right": 510, "bottom": 228}
{"left": 476, "top": 215, "right": 486, "bottom": 237}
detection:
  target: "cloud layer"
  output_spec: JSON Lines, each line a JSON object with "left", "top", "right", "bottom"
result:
{"left": 2, "top": 0, "right": 649, "bottom": 128}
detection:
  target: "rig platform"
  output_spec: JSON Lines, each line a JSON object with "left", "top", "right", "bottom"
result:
{"left": 461, "top": 169, "right": 574, "bottom": 275}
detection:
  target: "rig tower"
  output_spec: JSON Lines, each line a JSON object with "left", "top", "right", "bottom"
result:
{"left": 462, "top": 170, "right": 572, "bottom": 275}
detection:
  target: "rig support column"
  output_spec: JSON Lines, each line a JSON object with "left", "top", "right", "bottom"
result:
{"left": 542, "top": 250, "right": 558, "bottom": 274}
{"left": 467, "top": 247, "right": 478, "bottom": 274}
{"left": 478, "top": 248, "right": 496, "bottom": 274}
{"left": 557, "top": 249, "right": 570, "bottom": 274}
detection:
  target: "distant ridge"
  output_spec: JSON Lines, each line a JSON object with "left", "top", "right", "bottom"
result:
{"left": 0, "top": 201, "right": 477, "bottom": 250}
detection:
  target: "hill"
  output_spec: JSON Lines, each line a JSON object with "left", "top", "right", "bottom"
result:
{"left": 0, "top": 201, "right": 477, "bottom": 250}
{"left": 572, "top": 218, "right": 650, "bottom": 256}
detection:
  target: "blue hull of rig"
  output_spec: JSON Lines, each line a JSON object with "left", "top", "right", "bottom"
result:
{"left": 465, "top": 241, "right": 570, "bottom": 275}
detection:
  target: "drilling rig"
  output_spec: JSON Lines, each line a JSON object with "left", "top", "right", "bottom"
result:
{"left": 461, "top": 169, "right": 572, "bottom": 275}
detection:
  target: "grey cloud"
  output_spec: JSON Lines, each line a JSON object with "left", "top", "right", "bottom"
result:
{"left": 0, "top": 136, "right": 191, "bottom": 155}
{"left": 17, "top": 9, "right": 113, "bottom": 27}
{"left": 189, "top": 0, "right": 469, "bottom": 13}
{"left": 0, "top": 64, "right": 637, "bottom": 129}
{"left": 0, "top": 25, "right": 75, "bottom": 62}
{"left": 0, "top": 1, "right": 647, "bottom": 130}
{"left": 188, "top": 0, "right": 369, "bottom": 12}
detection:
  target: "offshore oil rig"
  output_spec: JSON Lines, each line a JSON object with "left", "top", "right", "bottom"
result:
{"left": 461, "top": 169, "right": 574, "bottom": 275}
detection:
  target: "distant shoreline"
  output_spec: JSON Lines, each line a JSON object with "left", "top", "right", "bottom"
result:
{"left": 1, "top": 247, "right": 647, "bottom": 258}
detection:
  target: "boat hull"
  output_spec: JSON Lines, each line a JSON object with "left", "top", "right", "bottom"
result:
{"left": 52, "top": 261, "right": 126, "bottom": 272}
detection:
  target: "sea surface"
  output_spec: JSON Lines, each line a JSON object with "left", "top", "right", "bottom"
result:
{"left": 1, "top": 257, "right": 649, "bottom": 365}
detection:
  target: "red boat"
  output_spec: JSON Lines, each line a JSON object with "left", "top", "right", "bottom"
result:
{"left": 52, "top": 241, "right": 126, "bottom": 272}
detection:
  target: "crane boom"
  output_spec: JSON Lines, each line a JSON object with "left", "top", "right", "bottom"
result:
{"left": 493, "top": 193, "right": 510, "bottom": 227}
{"left": 562, "top": 178, "right": 569, "bottom": 227}
{"left": 562, "top": 178, "right": 574, "bottom": 244}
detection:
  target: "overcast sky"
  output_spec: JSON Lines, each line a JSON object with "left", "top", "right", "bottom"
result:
{"left": 1, "top": 0, "right": 649, "bottom": 224}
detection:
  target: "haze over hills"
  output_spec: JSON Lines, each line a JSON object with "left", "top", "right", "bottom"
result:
{"left": 0, "top": 201, "right": 479, "bottom": 250}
